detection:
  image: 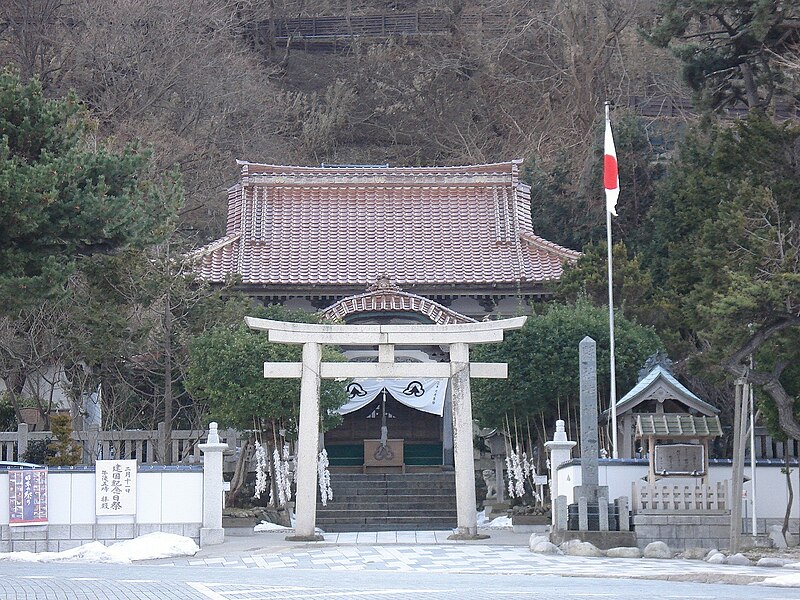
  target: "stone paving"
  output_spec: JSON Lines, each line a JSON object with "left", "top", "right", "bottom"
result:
{"left": 141, "top": 529, "right": 797, "bottom": 586}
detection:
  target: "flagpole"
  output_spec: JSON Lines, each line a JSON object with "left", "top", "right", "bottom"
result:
{"left": 605, "top": 101, "right": 619, "bottom": 459}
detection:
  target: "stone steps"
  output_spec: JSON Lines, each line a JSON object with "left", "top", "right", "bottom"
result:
{"left": 317, "top": 472, "right": 457, "bottom": 532}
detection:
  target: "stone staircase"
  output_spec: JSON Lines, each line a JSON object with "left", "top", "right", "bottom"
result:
{"left": 316, "top": 472, "right": 457, "bottom": 532}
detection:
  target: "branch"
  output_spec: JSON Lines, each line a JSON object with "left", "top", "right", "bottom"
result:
{"left": 723, "top": 316, "right": 800, "bottom": 375}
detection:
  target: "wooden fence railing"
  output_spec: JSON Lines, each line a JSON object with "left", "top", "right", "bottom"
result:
{"left": 0, "top": 423, "right": 243, "bottom": 470}
{"left": 246, "top": 10, "right": 512, "bottom": 45}
{"left": 632, "top": 481, "right": 729, "bottom": 514}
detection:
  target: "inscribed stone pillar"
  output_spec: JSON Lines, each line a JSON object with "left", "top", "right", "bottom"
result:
{"left": 199, "top": 422, "right": 229, "bottom": 546}
{"left": 291, "top": 342, "right": 323, "bottom": 540}
{"left": 578, "top": 336, "right": 599, "bottom": 496}
{"left": 450, "top": 342, "right": 479, "bottom": 536}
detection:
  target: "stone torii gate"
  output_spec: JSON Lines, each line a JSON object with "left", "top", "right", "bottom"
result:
{"left": 246, "top": 316, "right": 526, "bottom": 540}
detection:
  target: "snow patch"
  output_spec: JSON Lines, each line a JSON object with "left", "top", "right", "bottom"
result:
{"left": 0, "top": 532, "right": 198, "bottom": 564}
{"left": 254, "top": 521, "right": 290, "bottom": 532}
{"left": 755, "top": 573, "right": 800, "bottom": 588}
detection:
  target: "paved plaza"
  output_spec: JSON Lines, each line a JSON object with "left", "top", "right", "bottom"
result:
{"left": 143, "top": 528, "right": 799, "bottom": 585}
{"left": 4, "top": 528, "right": 800, "bottom": 599}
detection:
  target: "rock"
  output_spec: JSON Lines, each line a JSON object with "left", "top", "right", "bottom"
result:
{"left": 768, "top": 525, "right": 789, "bottom": 549}
{"left": 726, "top": 553, "right": 752, "bottom": 566}
{"left": 606, "top": 546, "right": 642, "bottom": 559}
{"left": 681, "top": 547, "right": 709, "bottom": 560}
{"left": 707, "top": 552, "right": 726, "bottom": 564}
{"left": 784, "top": 562, "right": 800, "bottom": 570}
{"left": 643, "top": 541, "right": 672, "bottom": 559}
{"left": 560, "top": 540, "right": 604, "bottom": 557}
{"left": 528, "top": 534, "right": 550, "bottom": 550}
{"left": 705, "top": 548, "right": 719, "bottom": 559}
{"left": 756, "top": 557, "right": 795, "bottom": 568}
{"left": 531, "top": 541, "right": 563, "bottom": 555}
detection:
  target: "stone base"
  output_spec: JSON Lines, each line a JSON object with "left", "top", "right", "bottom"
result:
{"left": 222, "top": 516, "right": 259, "bottom": 528}
{"left": 511, "top": 515, "right": 550, "bottom": 535}
{"left": 741, "top": 535, "right": 773, "bottom": 549}
{"left": 633, "top": 513, "right": 730, "bottom": 552}
{"left": 0, "top": 522, "right": 202, "bottom": 552}
{"left": 200, "top": 527, "right": 225, "bottom": 547}
{"left": 484, "top": 503, "right": 509, "bottom": 518}
{"left": 447, "top": 532, "right": 491, "bottom": 541}
{"left": 513, "top": 524, "right": 550, "bottom": 534}
{"left": 550, "top": 530, "right": 637, "bottom": 550}
{"left": 286, "top": 534, "right": 325, "bottom": 542}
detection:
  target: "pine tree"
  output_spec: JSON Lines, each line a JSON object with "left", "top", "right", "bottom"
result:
{"left": 0, "top": 69, "right": 181, "bottom": 314}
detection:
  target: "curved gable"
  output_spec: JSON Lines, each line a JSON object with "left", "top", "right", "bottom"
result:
{"left": 322, "top": 283, "right": 475, "bottom": 325}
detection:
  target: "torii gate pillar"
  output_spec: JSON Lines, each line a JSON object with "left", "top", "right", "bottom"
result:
{"left": 246, "top": 317, "right": 527, "bottom": 540}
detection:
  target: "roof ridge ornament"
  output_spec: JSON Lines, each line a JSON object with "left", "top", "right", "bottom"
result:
{"left": 639, "top": 351, "right": 674, "bottom": 381}
{"left": 367, "top": 276, "right": 401, "bottom": 292}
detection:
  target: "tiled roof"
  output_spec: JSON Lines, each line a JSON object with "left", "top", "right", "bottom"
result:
{"left": 615, "top": 365, "right": 719, "bottom": 416}
{"left": 636, "top": 414, "right": 723, "bottom": 438}
{"left": 191, "top": 161, "right": 580, "bottom": 289}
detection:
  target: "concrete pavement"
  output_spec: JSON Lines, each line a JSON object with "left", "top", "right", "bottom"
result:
{"left": 137, "top": 527, "right": 800, "bottom": 589}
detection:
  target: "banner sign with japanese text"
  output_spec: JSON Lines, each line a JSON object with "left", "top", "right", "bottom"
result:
{"left": 8, "top": 469, "right": 48, "bottom": 526}
{"left": 95, "top": 459, "right": 137, "bottom": 515}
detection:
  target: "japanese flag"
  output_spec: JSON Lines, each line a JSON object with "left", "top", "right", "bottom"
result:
{"left": 604, "top": 110, "right": 619, "bottom": 216}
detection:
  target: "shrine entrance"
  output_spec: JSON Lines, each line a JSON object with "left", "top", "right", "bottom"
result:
{"left": 326, "top": 382, "right": 447, "bottom": 473}
{"left": 246, "top": 315, "right": 525, "bottom": 540}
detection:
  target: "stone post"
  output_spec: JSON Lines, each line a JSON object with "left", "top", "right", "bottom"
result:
{"left": 441, "top": 385, "right": 454, "bottom": 468}
{"left": 17, "top": 423, "right": 29, "bottom": 461}
{"left": 578, "top": 336, "right": 599, "bottom": 496}
{"left": 555, "top": 495, "right": 569, "bottom": 531}
{"left": 288, "top": 341, "right": 323, "bottom": 541}
{"left": 448, "top": 342, "right": 484, "bottom": 539}
{"left": 198, "top": 422, "right": 229, "bottom": 546}
{"left": 545, "top": 419, "right": 576, "bottom": 529}
{"left": 572, "top": 337, "right": 612, "bottom": 532}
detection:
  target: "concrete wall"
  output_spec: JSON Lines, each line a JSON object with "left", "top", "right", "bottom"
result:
{"left": 0, "top": 466, "right": 203, "bottom": 552}
{"left": 555, "top": 458, "right": 800, "bottom": 531}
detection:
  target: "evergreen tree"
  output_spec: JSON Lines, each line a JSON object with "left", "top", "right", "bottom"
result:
{"left": 472, "top": 301, "right": 664, "bottom": 448}
{"left": 647, "top": 0, "right": 800, "bottom": 112}
{"left": 0, "top": 70, "right": 181, "bottom": 313}
{"left": 645, "top": 113, "right": 800, "bottom": 439}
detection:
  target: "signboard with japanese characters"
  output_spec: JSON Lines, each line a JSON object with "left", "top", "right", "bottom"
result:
{"left": 8, "top": 468, "right": 48, "bottom": 526}
{"left": 95, "top": 459, "right": 137, "bottom": 515}
{"left": 654, "top": 444, "right": 704, "bottom": 476}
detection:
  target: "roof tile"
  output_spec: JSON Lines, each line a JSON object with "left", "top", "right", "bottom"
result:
{"left": 192, "top": 161, "right": 579, "bottom": 288}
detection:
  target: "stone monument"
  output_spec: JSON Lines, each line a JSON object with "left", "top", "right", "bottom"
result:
{"left": 549, "top": 336, "right": 635, "bottom": 549}
{"left": 572, "top": 336, "right": 609, "bottom": 529}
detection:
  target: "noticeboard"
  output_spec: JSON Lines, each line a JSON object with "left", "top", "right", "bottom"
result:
{"left": 654, "top": 443, "right": 705, "bottom": 476}
{"left": 8, "top": 468, "right": 48, "bottom": 526}
{"left": 96, "top": 459, "right": 137, "bottom": 516}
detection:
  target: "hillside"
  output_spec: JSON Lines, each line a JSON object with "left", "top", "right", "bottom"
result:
{"left": 0, "top": 0, "right": 690, "bottom": 239}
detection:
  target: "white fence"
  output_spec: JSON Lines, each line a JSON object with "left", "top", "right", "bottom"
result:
{"left": 632, "top": 481, "right": 729, "bottom": 514}
{"left": 556, "top": 458, "right": 800, "bottom": 524}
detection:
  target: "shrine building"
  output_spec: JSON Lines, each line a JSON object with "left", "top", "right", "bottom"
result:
{"left": 192, "top": 160, "right": 580, "bottom": 473}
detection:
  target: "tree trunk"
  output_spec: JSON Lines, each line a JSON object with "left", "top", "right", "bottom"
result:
{"left": 783, "top": 452, "right": 793, "bottom": 539}
{"left": 227, "top": 436, "right": 253, "bottom": 506}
